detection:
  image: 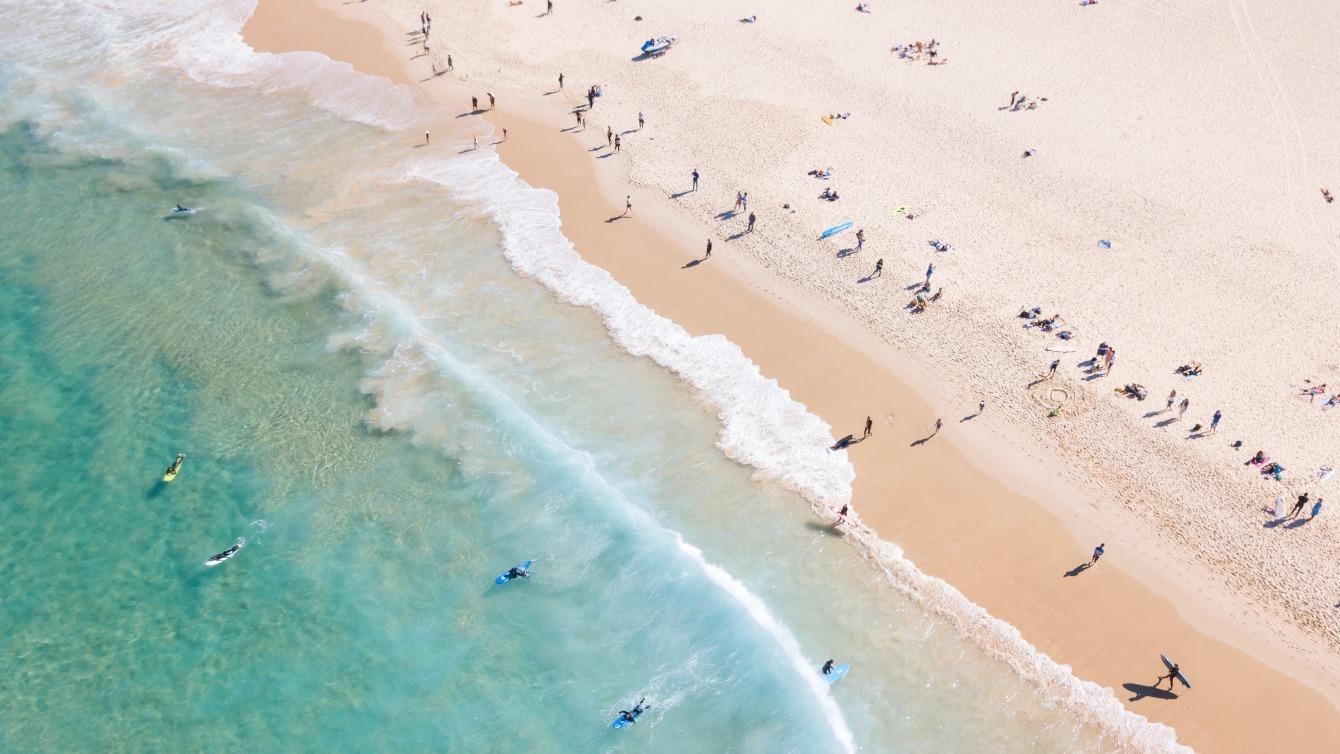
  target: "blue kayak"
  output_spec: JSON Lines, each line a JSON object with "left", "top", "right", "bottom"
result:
{"left": 495, "top": 559, "right": 534, "bottom": 584}
{"left": 821, "top": 221, "right": 853, "bottom": 239}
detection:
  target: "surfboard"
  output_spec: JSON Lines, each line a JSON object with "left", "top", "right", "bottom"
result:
{"left": 821, "top": 115, "right": 834, "bottom": 125}
{"left": 205, "top": 538, "right": 245, "bottom": 567}
{"left": 495, "top": 559, "right": 534, "bottom": 584}
{"left": 1044, "top": 346, "right": 1077, "bottom": 353}
{"left": 1097, "top": 239, "right": 1111, "bottom": 250}
{"left": 820, "top": 221, "right": 853, "bottom": 239}
{"left": 1274, "top": 495, "right": 1287, "bottom": 520}
{"left": 1160, "top": 654, "right": 1191, "bottom": 688}
{"left": 822, "top": 663, "right": 850, "bottom": 685}
{"left": 611, "top": 703, "right": 644, "bottom": 729}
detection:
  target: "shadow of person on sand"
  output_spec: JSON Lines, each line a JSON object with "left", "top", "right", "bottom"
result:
{"left": 1122, "top": 683, "right": 1178, "bottom": 702}
{"left": 682, "top": 258, "right": 703, "bottom": 269}
{"left": 1063, "top": 562, "right": 1092, "bottom": 577}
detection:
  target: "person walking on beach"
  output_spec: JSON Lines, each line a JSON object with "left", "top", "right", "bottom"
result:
{"left": 472, "top": 133, "right": 478, "bottom": 150}
{"left": 502, "top": 128, "right": 508, "bottom": 142}
{"left": 835, "top": 504, "right": 849, "bottom": 524}
{"left": 606, "top": 126, "right": 613, "bottom": 147}
{"left": 614, "top": 134, "right": 621, "bottom": 152}
{"left": 1089, "top": 543, "right": 1105, "bottom": 566}
{"left": 1048, "top": 358, "right": 1060, "bottom": 380}
{"left": 1177, "top": 397, "right": 1190, "bottom": 421}
{"left": 1210, "top": 409, "right": 1222, "bottom": 434}
{"left": 638, "top": 112, "right": 645, "bottom": 129}
{"left": 1165, "top": 389, "right": 1177, "bottom": 413}
{"left": 587, "top": 88, "right": 595, "bottom": 109}
{"left": 932, "top": 418, "right": 943, "bottom": 435}
{"left": 691, "top": 168, "right": 699, "bottom": 191}
{"left": 704, "top": 239, "right": 712, "bottom": 259}
{"left": 1288, "top": 492, "right": 1310, "bottom": 520}
{"left": 856, "top": 228, "right": 865, "bottom": 250}
{"left": 863, "top": 416, "right": 873, "bottom": 438}
{"left": 471, "top": 95, "right": 478, "bottom": 111}
{"left": 734, "top": 192, "right": 744, "bottom": 212}
{"left": 558, "top": 72, "right": 564, "bottom": 89}
{"left": 623, "top": 195, "right": 632, "bottom": 217}
{"left": 741, "top": 192, "right": 749, "bottom": 211}
{"left": 446, "top": 54, "right": 453, "bottom": 72}
{"left": 545, "top": 0, "right": 554, "bottom": 15}
{"left": 925, "top": 262, "right": 935, "bottom": 287}
{"left": 872, "top": 258, "right": 884, "bottom": 278}
{"left": 424, "top": 131, "right": 430, "bottom": 145}
{"left": 488, "top": 92, "right": 495, "bottom": 109}
{"left": 747, "top": 212, "right": 756, "bottom": 232}
{"left": 1155, "top": 662, "right": 1181, "bottom": 691}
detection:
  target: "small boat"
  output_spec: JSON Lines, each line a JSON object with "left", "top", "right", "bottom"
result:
{"left": 640, "top": 36, "right": 676, "bottom": 56}
{"left": 162, "top": 452, "right": 185, "bottom": 482}
{"left": 205, "top": 538, "right": 245, "bottom": 567}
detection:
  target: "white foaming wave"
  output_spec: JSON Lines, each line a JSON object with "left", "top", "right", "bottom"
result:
{"left": 401, "top": 152, "right": 857, "bottom": 508}
{"left": 678, "top": 538, "right": 856, "bottom": 754}
{"left": 77, "top": 0, "right": 431, "bottom": 130}
{"left": 398, "top": 150, "right": 1189, "bottom": 753}
{"left": 841, "top": 518, "right": 1192, "bottom": 753}
{"left": 253, "top": 224, "right": 859, "bottom": 754}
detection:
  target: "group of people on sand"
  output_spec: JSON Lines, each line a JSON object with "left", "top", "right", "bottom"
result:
{"left": 891, "top": 39, "right": 945, "bottom": 64}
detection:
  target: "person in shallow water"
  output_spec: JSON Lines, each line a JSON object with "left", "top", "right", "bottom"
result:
{"left": 822, "top": 659, "right": 835, "bottom": 675}
{"left": 506, "top": 565, "right": 529, "bottom": 580}
{"left": 618, "top": 697, "right": 648, "bottom": 723}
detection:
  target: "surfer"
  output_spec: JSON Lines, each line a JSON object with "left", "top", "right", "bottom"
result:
{"left": 163, "top": 452, "right": 185, "bottom": 481}
{"left": 822, "top": 659, "right": 835, "bottom": 675}
{"left": 618, "top": 698, "right": 648, "bottom": 724}
{"left": 505, "top": 565, "right": 530, "bottom": 580}
{"left": 1155, "top": 662, "right": 1181, "bottom": 690}
{"left": 205, "top": 539, "right": 244, "bottom": 567}
{"left": 173, "top": 204, "right": 190, "bottom": 213}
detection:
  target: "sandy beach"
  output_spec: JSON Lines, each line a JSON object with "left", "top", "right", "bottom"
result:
{"left": 244, "top": 1, "right": 1340, "bottom": 750}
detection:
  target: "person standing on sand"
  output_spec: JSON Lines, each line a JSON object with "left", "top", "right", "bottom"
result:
{"left": 1177, "top": 397, "right": 1190, "bottom": 421}
{"left": 472, "top": 133, "right": 478, "bottom": 150}
{"left": 925, "top": 262, "right": 935, "bottom": 287}
{"left": 446, "top": 54, "right": 453, "bottom": 72}
{"left": 691, "top": 169, "right": 699, "bottom": 191}
{"left": 1165, "top": 389, "right": 1177, "bottom": 413}
{"left": 1210, "top": 409, "right": 1222, "bottom": 434}
{"left": 1089, "top": 543, "right": 1105, "bottom": 566}
{"left": 1288, "top": 492, "right": 1310, "bottom": 520}
{"left": 872, "top": 258, "right": 884, "bottom": 278}
{"left": 614, "top": 134, "right": 621, "bottom": 152}
{"left": 705, "top": 239, "right": 712, "bottom": 259}
{"left": 587, "top": 89, "right": 595, "bottom": 109}
{"left": 502, "top": 128, "right": 508, "bottom": 142}
{"left": 623, "top": 195, "right": 632, "bottom": 217}
{"left": 742, "top": 192, "right": 749, "bottom": 211}
{"left": 488, "top": 92, "right": 495, "bottom": 109}
{"left": 638, "top": 112, "right": 645, "bottom": 129}
{"left": 856, "top": 228, "right": 865, "bottom": 250}
{"left": 558, "top": 72, "right": 564, "bottom": 89}
{"left": 1048, "top": 358, "right": 1060, "bottom": 380}
{"left": 1102, "top": 347, "right": 1116, "bottom": 374}
{"left": 424, "top": 131, "right": 430, "bottom": 145}
{"left": 863, "top": 416, "right": 873, "bottom": 438}
{"left": 606, "top": 126, "right": 613, "bottom": 147}
{"left": 932, "top": 418, "right": 943, "bottom": 435}
{"left": 547, "top": 0, "right": 554, "bottom": 14}
{"left": 747, "top": 212, "right": 756, "bottom": 232}
{"left": 471, "top": 95, "right": 478, "bottom": 111}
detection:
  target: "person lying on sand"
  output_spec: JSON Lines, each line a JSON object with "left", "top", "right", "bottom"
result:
{"left": 1301, "top": 383, "right": 1328, "bottom": 400}
{"left": 740, "top": 15, "right": 757, "bottom": 23}
{"left": 819, "top": 188, "right": 840, "bottom": 201}
{"left": 1174, "top": 362, "right": 1202, "bottom": 377}
{"left": 1323, "top": 188, "right": 1334, "bottom": 203}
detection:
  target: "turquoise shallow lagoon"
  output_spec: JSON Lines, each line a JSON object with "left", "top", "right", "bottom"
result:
{"left": 0, "top": 2, "right": 1174, "bottom": 752}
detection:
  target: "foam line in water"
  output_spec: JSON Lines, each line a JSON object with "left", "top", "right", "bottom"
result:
{"left": 289, "top": 233, "right": 859, "bottom": 754}
{"left": 677, "top": 538, "right": 856, "bottom": 754}
{"left": 402, "top": 153, "right": 857, "bottom": 509}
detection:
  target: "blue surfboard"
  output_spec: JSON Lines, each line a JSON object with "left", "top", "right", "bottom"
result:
{"left": 495, "top": 559, "right": 534, "bottom": 584}
{"left": 822, "top": 663, "right": 850, "bottom": 684}
{"left": 612, "top": 699, "right": 646, "bottom": 729}
{"left": 820, "top": 221, "right": 853, "bottom": 239}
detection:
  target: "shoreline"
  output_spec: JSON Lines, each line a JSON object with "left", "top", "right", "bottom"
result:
{"left": 242, "top": 2, "right": 1340, "bottom": 751}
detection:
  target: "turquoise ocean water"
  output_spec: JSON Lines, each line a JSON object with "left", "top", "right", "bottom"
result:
{"left": 0, "top": 2, "right": 1185, "bottom": 752}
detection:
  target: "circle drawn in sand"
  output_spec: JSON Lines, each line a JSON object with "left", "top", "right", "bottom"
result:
{"left": 1027, "top": 381, "right": 1095, "bottom": 417}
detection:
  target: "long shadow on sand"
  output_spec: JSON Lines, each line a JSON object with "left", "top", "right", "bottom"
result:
{"left": 1122, "top": 683, "right": 1178, "bottom": 702}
